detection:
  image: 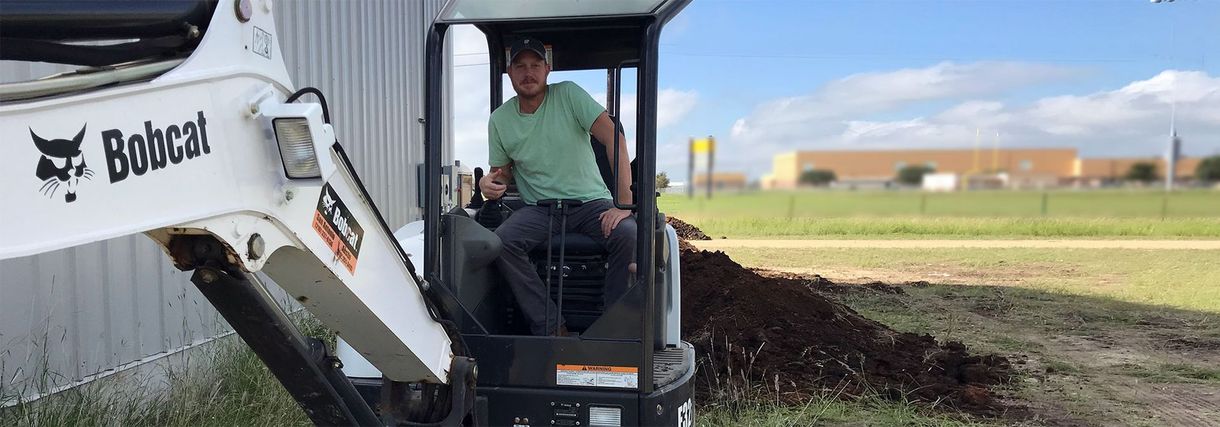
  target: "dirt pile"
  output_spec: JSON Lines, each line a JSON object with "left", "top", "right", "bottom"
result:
{"left": 679, "top": 249, "right": 1012, "bottom": 413}
{"left": 666, "top": 216, "right": 711, "bottom": 241}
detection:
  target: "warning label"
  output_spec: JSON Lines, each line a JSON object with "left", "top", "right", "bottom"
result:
{"left": 556, "top": 364, "right": 638, "bottom": 389}
{"left": 312, "top": 183, "right": 363, "bottom": 274}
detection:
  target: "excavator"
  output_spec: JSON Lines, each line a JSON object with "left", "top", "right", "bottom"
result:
{"left": 0, "top": 0, "right": 692, "bottom": 425}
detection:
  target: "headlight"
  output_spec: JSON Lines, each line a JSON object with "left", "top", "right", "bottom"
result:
{"left": 273, "top": 117, "right": 320, "bottom": 179}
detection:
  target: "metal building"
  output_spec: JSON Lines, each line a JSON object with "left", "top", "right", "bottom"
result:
{"left": 0, "top": 0, "right": 448, "bottom": 404}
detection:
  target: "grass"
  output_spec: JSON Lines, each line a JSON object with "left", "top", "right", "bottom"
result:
{"left": 0, "top": 318, "right": 329, "bottom": 426}
{"left": 715, "top": 245, "right": 1220, "bottom": 425}
{"left": 699, "top": 395, "right": 992, "bottom": 427}
{"left": 660, "top": 190, "right": 1220, "bottom": 238}
{"left": 676, "top": 216, "right": 1220, "bottom": 239}
{"left": 720, "top": 247, "right": 1220, "bottom": 314}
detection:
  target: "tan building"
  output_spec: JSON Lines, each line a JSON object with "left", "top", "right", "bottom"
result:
{"left": 762, "top": 148, "right": 1076, "bottom": 189}
{"left": 1078, "top": 157, "right": 1201, "bottom": 181}
{"left": 761, "top": 148, "right": 1206, "bottom": 189}
{"left": 691, "top": 172, "right": 748, "bottom": 191}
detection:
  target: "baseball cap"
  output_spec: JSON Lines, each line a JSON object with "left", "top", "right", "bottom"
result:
{"left": 508, "top": 37, "right": 548, "bottom": 64}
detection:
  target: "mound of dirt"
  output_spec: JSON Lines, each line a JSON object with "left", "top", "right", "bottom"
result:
{"left": 666, "top": 216, "right": 711, "bottom": 241}
{"left": 679, "top": 249, "right": 1013, "bottom": 414}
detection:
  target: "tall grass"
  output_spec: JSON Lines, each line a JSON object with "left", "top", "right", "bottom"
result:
{"left": 0, "top": 318, "right": 332, "bottom": 426}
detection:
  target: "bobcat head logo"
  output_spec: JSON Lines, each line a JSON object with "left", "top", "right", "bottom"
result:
{"left": 31, "top": 125, "right": 94, "bottom": 203}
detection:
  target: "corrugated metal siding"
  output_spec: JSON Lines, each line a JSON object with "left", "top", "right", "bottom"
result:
{"left": 0, "top": 0, "right": 444, "bottom": 401}
{"left": 275, "top": 0, "right": 447, "bottom": 227}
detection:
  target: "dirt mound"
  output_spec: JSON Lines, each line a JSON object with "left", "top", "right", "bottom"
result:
{"left": 680, "top": 249, "right": 1013, "bottom": 414}
{"left": 667, "top": 216, "right": 711, "bottom": 241}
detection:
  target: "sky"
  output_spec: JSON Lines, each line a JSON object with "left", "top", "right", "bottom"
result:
{"left": 449, "top": 0, "right": 1220, "bottom": 182}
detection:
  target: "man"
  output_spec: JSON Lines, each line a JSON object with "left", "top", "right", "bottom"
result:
{"left": 480, "top": 37, "right": 635, "bottom": 336}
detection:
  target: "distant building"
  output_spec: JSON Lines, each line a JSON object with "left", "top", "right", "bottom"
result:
{"left": 691, "top": 172, "right": 748, "bottom": 192}
{"left": 761, "top": 148, "right": 1204, "bottom": 189}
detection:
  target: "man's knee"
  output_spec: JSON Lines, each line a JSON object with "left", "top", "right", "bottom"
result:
{"left": 608, "top": 218, "right": 637, "bottom": 246}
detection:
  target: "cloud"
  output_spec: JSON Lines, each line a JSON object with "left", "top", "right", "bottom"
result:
{"left": 836, "top": 70, "right": 1220, "bottom": 154}
{"left": 723, "top": 63, "right": 1220, "bottom": 178}
{"left": 729, "top": 61, "right": 1080, "bottom": 144}
{"left": 598, "top": 88, "right": 699, "bottom": 146}
{"left": 451, "top": 26, "right": 491, "bottom": 170}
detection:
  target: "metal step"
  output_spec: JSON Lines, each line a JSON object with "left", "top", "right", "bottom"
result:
{"left": 653, "top": 342, "right": 694, "bottom": 388}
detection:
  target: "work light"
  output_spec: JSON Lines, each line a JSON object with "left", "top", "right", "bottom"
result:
{"left": 273, "top": 117, "right": 321, "bottom": 178}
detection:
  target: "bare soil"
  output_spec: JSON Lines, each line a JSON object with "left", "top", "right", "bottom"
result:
{"left": 667, "top": 216, "right": 711, "bottom": 241}
{"left": 679, "top": 248, "right": 1014, "bottom": 416}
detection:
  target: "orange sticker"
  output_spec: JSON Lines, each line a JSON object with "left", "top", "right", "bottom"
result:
{"left": 313, "top": 183, "right": 363, "bottom": 274}
{"left": 556, "top": 364, "right": 638, "bottom": 389}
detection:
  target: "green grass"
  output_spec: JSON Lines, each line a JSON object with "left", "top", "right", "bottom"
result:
{"left": 0, "top": 318, "right": 330, "bottom": 426}
{"left": 660, "top": 190, "right": 1220, "bottom": 238}
{"left": 717, "top": 246, "right": 1220, "bottom": 425}
{"left": 721, "top": 247, "right": 1220, "bottom": 314}
{"left": 1114, "top": 363, "right": 1220, "bottom": 383}
{"left": 678, "top": 216, "right": 1220, "bottom": 239}
{"left": 699, "top": 395, "right": 994, "bottom": 426}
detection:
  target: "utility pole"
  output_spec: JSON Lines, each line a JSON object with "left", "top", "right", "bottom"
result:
{"left": 1152, "top": 0, "right": 1182, "bottom": 191}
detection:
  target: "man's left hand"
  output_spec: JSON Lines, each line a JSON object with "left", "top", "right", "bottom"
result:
{"left": 598, "top": 207, "right": 632, "bottom": 238}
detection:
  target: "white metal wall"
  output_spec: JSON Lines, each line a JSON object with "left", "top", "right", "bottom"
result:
{"left": 0, "top": 0, "right": 445, "bottom": 403}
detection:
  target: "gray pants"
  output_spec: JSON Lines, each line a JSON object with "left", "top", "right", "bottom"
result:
{"left": 494, "top": 198, "right": 636, "bottom": 335}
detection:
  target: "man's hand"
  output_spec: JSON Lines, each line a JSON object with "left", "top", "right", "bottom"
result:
{"left": 480, "top": 169, "right": 508, "bottom": 200}
{"left": 598, "top": 207, "right": 632, "bottom": 238}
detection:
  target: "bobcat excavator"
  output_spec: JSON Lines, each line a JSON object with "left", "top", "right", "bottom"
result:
{"left": 0, "top": 0, "right": 692, "bottom": 425}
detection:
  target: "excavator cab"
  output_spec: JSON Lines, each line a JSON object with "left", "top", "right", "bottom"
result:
{"left": 351, "top": 1, "right": 697, "bottom": 425}
{"left": 1, "top": 0, "right": 692, "bottom": 424}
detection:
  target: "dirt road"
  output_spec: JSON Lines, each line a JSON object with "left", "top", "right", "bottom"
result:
{"left": 691, "top": 239, "right": 1220, "bottom": 250}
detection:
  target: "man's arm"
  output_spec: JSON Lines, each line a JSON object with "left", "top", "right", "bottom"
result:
{"left": 590, "top": 111, "right": 632, "bottom": 205}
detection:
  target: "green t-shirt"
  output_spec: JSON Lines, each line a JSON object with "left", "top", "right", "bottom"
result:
{"left": 488, "top": 81, "right": 612, "bottom": 205}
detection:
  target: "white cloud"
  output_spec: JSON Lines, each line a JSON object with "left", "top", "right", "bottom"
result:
{"left": 451, "top": 26, "right": 491, "bottom": 170}
{"left": 834, "top": 70, "right": 1220, "bottom": 155}
{"left": 730, "top": 61, "right": 1080, "bottom": 143}
{"left": 722, "top": 63, "right": 1220, "bottom": 178}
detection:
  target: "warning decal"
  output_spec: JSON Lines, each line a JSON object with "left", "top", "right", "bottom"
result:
{"left": 556, "top": 364, "right": 638, "bottom": 389}
{"left": 312, "top": 183, "right": 364, "bottom": 274}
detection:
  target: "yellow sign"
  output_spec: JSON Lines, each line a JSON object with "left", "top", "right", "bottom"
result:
{"left": 691, "top": 137, "right": 715, "bottom": 154}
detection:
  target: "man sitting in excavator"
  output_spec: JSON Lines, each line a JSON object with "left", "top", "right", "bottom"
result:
{"left": 478, "top": 37, "right": 636, "bottom": 336}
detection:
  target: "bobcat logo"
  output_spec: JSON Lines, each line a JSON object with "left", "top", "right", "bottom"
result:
{"left": 31, "top": 125, "right": 94, "bottom": 203}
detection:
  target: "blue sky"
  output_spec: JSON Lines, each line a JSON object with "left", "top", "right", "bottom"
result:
{"left": 451, "top": 0, "right": 1220, "bottom": 181}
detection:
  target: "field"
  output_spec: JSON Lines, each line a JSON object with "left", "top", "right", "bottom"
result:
{"left": 660, "top": 190, "right": 1220, "bottom": 239}
{"left": 701, "top": 246, "right": 1220, "bottom": 426}
{"left": 667, "top": 189, "right": 1219, "bottom": 425}
{"left": 4, "top": 190, "right": 1218, "bottom": 426}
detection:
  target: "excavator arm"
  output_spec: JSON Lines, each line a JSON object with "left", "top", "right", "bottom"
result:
{"left": 1, "top": 1, "right": 472, "bottom": 425}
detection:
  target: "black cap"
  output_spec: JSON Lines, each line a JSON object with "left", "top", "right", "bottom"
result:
{"left": 509, "top": 37, "right": 547, "bottom": 64}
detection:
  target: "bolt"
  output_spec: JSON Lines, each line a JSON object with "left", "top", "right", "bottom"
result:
{"left": 550, "top": 402, "right": 555, "bottom": 406}
{"left": 248, "top": 233, "right": 265, "bottom": 260}
{"left": 656, "top": 403, "right": 664, "bottom": 416}
{"left": 199, "top": 269, "right": 218, "bottom": 284}
{"left": 285, "top": 189, "right": 295, "bottom": 201}
{"left": 575, "top": 403, "right": 580, "bottom": 408}
{"left": 234, "top": 0, "right": 253, "bottom": 22}
{"left": 514, "top": 417, "right": 521, "bottom": 423}
{"left": 332, "top": 360, "right": 342, "bottom": 369}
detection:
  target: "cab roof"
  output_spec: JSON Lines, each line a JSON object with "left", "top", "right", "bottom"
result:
{"left": 436, "top": 0, "right": 689, "bottom": 72}
{"left": 436, "top": 0, "right": 682, "bottom": 24}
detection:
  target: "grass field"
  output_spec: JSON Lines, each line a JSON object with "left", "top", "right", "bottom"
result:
{"left": 660, "top": 190, "right": 1220, "bottom": 238}
{"left": 717, "top": 246, "right": 1220, "bottom": 426}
